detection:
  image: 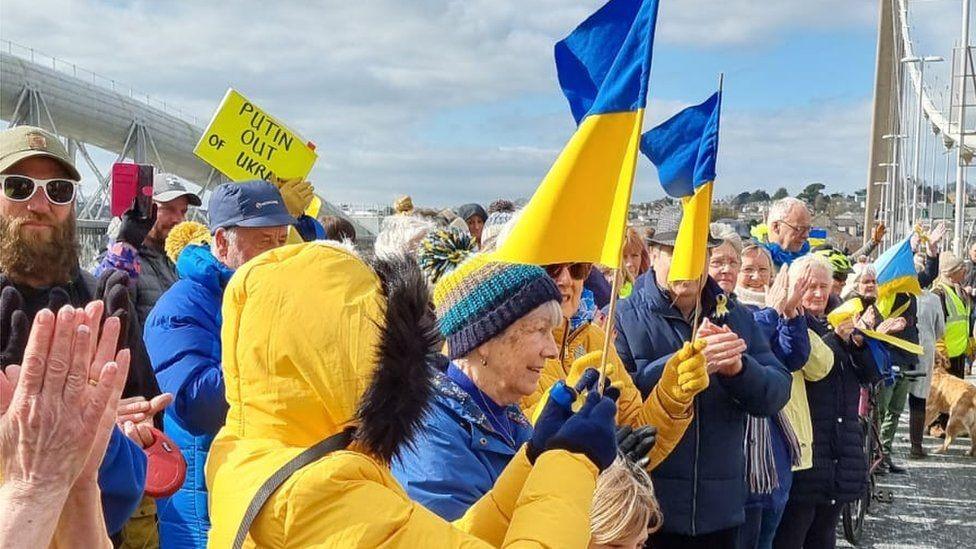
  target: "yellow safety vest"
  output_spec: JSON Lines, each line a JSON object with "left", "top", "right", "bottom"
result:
{"left": 939, "top": 283, "right": 971, "bottom": 358}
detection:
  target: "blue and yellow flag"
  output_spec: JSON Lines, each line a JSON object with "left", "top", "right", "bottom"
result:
{"left": 641, "top": 91, "right": 721, "bottom": 282}
{"left": 873, "top": 236, "right": 922, "bottom": 301}
{"left": 495, "top": 0, "right": 659, "bottom": 268}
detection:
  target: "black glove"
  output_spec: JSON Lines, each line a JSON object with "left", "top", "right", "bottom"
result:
{"left": 615, "top": 425, "right": 657, "bottom": 468}
{"left": 96, "top": 270, "right": 132, "bottom": 343}
{"left": 0, "top": 286, "right": 29, "bottom": 369}
{"left": 527, "top": 368, "right": 605, "bottom": 463}
{"left": 117, "top": 203, "right": 157, "bottom": 247}
{"left": 546, "top": 388, "right": 619, "bottom": 471}
{"left": 94, "top": 269, "right": 162, "bottom": 413}
{"left": 46, "top": 287, "right": 70, "bottom": 313}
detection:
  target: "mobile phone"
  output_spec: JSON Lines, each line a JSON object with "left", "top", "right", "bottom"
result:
{"left": 111, "top": 162, "right": 154, "bottom": 218}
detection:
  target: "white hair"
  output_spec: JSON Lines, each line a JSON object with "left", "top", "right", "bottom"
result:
{"left": 768, "top": 197, "right": 810, "bottom": 224}
{"left": 787, "top": 253, "right": 832, "bottom": 282}
{"left": 374, "top": 215, "right": 435, "bottom": 260}
{"left": 492, "top": 208, "right": 523, "bottom": 251}
{"left": 710, "top": 222, "right": 742, "bottom": 254}
{"left": 841, "top": 262, "right": 877, "bottom": 300}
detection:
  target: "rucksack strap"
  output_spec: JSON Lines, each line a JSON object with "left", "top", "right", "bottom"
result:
{"left": 233, "top": 427, "right": 356, "bottom": 549}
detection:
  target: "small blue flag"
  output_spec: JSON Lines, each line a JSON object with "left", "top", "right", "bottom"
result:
{"left": 641, "top": 91, "right": 721, "bottom": 198}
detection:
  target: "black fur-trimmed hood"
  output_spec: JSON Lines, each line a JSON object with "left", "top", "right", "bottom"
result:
{"left": 356, "top": 254, "right": 442, "bottom": 462}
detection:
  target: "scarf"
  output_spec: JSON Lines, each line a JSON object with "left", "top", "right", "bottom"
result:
{"left": 764, "top": 241, "right": 810, "bottom": 268}
{"left": 735, "top": 287, "right": 767, "bottom": 308}
{"left": 745, "top": 412, "right": 802, "bottom": 494}
{"left": 570, "top": 288, "right": 597, "bottom": 331}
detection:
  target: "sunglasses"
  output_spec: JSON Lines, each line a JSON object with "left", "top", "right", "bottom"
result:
{"left": 545, "top": 262, "right": 593, "bottom": 280}
{"left": 0, "top": 174, "right": 78, "bottom": 205}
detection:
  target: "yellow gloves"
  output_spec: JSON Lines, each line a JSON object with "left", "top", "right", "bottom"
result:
{"left": 656, "top": 340, "right": 708, "bottom": 416}
{"left": 273, "top": 176, "right": 315, "bottom": 217}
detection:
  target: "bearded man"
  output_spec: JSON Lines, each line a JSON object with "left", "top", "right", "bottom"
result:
{"left": 0, "top": 125, "right": 156, "bottom": 538}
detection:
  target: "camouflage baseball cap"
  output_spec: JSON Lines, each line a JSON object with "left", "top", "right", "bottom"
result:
{"left": 0, "top": 125, "right": 81, "bottom": 180}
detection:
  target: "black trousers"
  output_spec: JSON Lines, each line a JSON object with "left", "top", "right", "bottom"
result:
{"left": 772, "top": 501, "right": 843, "bottom": 549}
{"left": 908, "top": 394, "right": 927, "bottom": 445}
{"left": 650, "top": 526, "right": 739, "bottom": 549}
{"left": 948, "top": 355, "right": 966, "bottom": 378}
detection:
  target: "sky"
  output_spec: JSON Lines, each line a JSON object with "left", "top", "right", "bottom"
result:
{"left": 0, "top": 0, "right": 969, "bottom": 208}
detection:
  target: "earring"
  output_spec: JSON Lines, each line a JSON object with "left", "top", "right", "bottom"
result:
{"left": 481, "top": 355, "right": 488, "bottom": 366}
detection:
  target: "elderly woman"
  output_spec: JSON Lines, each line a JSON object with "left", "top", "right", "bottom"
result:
{"left": 391, "top": 253, "right": 707, "bottom": 521}
{"left": 711, "top": 237, "right": 817, "bottom": 549}
{"left": 773, "top": 254, "right": 880, "bottom": 549}
{"left": 738, "top": 244, "right": 775, "bottom": 303}
{"left": 524, "top": 260, "right": 710, "bottom": 471}
{"left": 207, "top": 244, "right": 625, "bottom": 547}
{"left": 843, "top": 261, "right": 918, "bottom": 474}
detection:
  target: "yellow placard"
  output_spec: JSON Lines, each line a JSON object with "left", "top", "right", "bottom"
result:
{"left": 193, "top": 88, "right": 318, "bottom": 182}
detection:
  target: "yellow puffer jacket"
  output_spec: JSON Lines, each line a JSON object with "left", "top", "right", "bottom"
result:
{"left": 206, "top": 243, "right": 598, "bottom": 548}
{"left": 520, "top": 320, "right": 693, "bottom": 470}
{"left": 781, "top": 329, "right": 834, "bottom": 471}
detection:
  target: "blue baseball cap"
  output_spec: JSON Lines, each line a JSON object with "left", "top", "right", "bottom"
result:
{"left": 207, "top": 181, "right": 296, "bottom": 232}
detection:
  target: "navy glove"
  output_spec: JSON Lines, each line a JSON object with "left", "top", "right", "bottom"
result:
{"left": 526, "top": 368, "right": 605, "bottom": 463}
{"left": 616, "top": 425, "right": 657, "bottom": 468}
{"left": 0, "top": 285, "right": 29, "bottom": 369}
{"left": 117, "top": 204, "right": 157, "bottom": 247}
{"left": 545, "top": 388, "right": 618, "bottom": 471}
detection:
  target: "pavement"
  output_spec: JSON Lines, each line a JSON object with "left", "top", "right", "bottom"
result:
{"left": 837, "top": 374, "right": 976, "bottom": 548}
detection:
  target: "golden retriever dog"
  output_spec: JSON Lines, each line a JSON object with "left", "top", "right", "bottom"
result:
{"left": 926, "top": 351, "right": 976, "bottom": 457}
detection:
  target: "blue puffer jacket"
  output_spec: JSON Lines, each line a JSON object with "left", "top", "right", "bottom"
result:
{"left": 100, "top": 427, "right": 148, "bottom": 535}
{"left": 749, "top": 306, "right": 810, "bottom": 372}
{"left": 391, "top": 365, "right": 533, "bottom": 521}
{"left": 144, "top": 245, "right": 233, "bottom": 549}
{"left": 613, "top": 272, "right": 792, "bottom": 536}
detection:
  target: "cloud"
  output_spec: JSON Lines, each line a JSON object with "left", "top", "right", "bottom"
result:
{"left": 1, "top": 0, "right": 880, "bottom": 207}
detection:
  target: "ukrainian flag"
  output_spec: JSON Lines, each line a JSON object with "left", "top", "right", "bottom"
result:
{"left": 495, "top": 0, "right": 659, "bottom": 267}
{"left": 873, "top": 236, "right": 922, "bottom": 301}
{"left": 641, "top": 91, "right": 722, "bottom": 282}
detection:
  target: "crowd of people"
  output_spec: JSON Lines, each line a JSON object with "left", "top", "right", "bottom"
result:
{"left": 0, "top": 124, "right": 972, "bottom": 548}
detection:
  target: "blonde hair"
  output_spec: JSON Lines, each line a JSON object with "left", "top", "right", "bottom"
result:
{"left": 590, "top": 458, "right": 663, "bottom": 544}
{"left": 741, "top": 244, "right": 774, "bottom": 273}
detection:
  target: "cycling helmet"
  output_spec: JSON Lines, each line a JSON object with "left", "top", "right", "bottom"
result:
{"left": 815, "top": 248, "right": 853, "bottom": 279}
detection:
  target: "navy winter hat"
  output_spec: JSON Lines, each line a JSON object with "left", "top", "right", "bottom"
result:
{"left": 207, "top": 181, "right": 296, "bottom": 232}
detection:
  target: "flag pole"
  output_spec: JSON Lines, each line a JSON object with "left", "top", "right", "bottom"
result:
{"left": 598, "top": 246, "right": 627, "bottom": 394}
{"left": 596, "top": 109, "right": 647, "bottom": 395}
{"left": 690, "top": 73, "right": 723, "bottom": 344}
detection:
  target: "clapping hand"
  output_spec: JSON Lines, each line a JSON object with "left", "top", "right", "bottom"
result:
{"left": 696, "top": 319, "right": 746, "bottom": 376}
{"left": 0, "top": 302, "right": 130, "bottom": 493}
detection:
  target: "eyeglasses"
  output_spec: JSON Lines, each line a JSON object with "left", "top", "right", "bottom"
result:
{"left": 1, "top": 175, "right": 78, "bottom": 205}
{"left": 544, "top": 262, "right": 592, "bottom": 280}
{"left": 780, "top": 220, "right": 811, "bottom": 235}
{"left": 708, "top": 257, "right": 740, "bottom": 270}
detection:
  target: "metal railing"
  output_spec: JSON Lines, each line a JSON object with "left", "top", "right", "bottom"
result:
{"left": 76, "top": 219, "right": 111, "bottom": 271}
{"left": 2, "top": 39, "right": 204, "bottom": 127}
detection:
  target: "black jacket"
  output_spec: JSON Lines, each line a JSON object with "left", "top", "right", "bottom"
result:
{"left": 789, "top": 316, "right": 880, "bottom": 505}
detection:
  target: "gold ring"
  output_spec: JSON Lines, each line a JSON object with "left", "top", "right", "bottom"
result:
{"left": 88, "top": 379, "right": 99, "bottom": 387}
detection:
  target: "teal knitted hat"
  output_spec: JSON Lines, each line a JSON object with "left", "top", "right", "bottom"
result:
{"left": 432, "top": 253, "right": 561, "bottom": 359}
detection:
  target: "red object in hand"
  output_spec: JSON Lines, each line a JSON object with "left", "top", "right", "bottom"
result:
{"left": 143, "top": 427, "right": 187, "bottom": 498}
